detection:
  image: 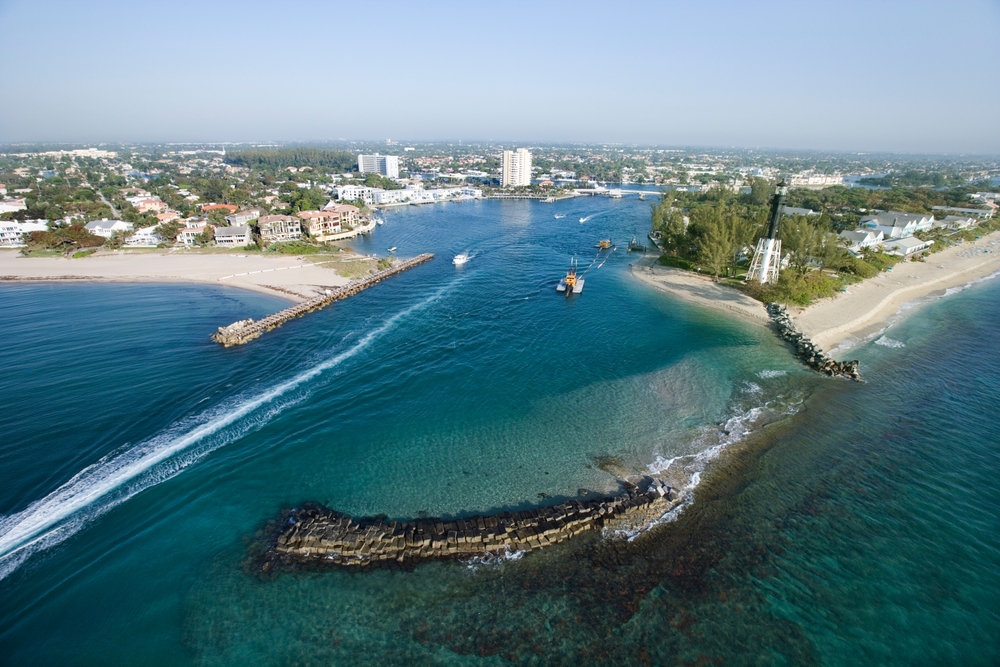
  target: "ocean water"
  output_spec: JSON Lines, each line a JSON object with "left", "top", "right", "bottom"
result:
{"left": 0, "top": 197, "right": 997, "bottom": 665}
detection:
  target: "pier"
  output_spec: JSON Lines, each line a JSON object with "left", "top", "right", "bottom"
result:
{"left": 212, "top": 253, "right": 434, "bottom": 347}
{"left": 255, "top": 477, "right": 679, "bottom": 572}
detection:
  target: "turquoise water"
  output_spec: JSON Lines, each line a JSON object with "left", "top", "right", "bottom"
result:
{"left": 1, "top": 198, "right": 997, "bottom": 665}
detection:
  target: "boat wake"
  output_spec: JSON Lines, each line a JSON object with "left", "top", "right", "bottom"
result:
{"left": 554, "top": 214, "right": 565, "bottom": 219}
{"left": 0, "top": 278, "right": 465, "bottom": 580}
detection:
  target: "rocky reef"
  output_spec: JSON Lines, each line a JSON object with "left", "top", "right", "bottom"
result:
{"left": 767, "top": 303, "right": 861, "bottom": 380}
{"left": 255, "top": 477, "right": 680, "bottom": 572}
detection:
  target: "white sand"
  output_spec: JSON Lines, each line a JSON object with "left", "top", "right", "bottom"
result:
{"left": 793, "top": 231, "right": 1000, "bottom": 353}
{"left": 629, "top": 256, "right": 770, "bottom": 324}
{"left": 0, "top": 248, "right": 359, "bottom": 301}
{"left": 631, "top": 232, "right": 1000, "bottom": 357}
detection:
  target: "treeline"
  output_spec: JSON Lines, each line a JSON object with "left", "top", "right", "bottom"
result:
{"left": 225, "top": 148, "right": 357, "bottom": 173}
{"left": 651, "top": 182, "right": 895, "bottom": 304}
{"left": 858, "top": 170, "right": 967, "bottom": 188}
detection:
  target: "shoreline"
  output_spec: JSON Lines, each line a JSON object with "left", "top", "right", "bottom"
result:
{"left": 629, "top": 255, "right": 770, "bottom": 325}
{"left": 793, "top": 231, "right": 1000, "bottom": 353}
{"left": 631, "top": 231, "right": 1000, "bottom": 357}
{"left": 0, "top": 248, "right": 367, "bottom": 303}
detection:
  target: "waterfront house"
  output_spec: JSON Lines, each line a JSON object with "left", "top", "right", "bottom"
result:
{"left": 859, "top": 211, "right": 935, "bottom": 239}
{"left": 0, "top": 220, "right": 48, "bottom": 246}
{"left": 225, "top": 208, "right": 263, "bottom": 226}
{"left": 85, "top": 219, "right": 133, "bottom": 238}
{"left": 257, "top": 214, "right": 302, "bottom": 242}
{"left": 332, "top": 185, "right": 380, "bottom": 207}
{"left": 882, "top": 237, "right": 934, "bottom": 257}
{"left": 838, "top": 229, "right": 884, "bottom": 255}
{"left": 156, "top": 210, "right": 180, "bottom": 224}
{"left": 176, "top": 220, "right": 208, "bottom": 246}
{"left": 933, "top": 215, "right": 977, "bottom": 230}
{"left": 930, "top": 205, "right": 994, "bottom": 219}
{"left": 214, "top": 225, "right": 253, "bottom": 248}
{"left": 298, "top": 205, "right": 360, "bottom": 241}
{"left": 124, "top": 225, "right": 163, "bottom": 247}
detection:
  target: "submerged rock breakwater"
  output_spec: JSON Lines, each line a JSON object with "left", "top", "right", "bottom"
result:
{"left": 767, "top": 303, "right": 861, "bottom": 380}
{"left": 212, "top": 253, "right": 433, "bottom": 346}
{"left": 258, "top": 477, "right": 679, "bottom": 571}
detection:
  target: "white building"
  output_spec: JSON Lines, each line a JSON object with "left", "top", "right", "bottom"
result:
{"left": 124, "top": 225, "right": 163, "bottom": 247}
{"left": 838, "top": 229, "right": 884, "bottom": 255}
{"left": 333, "top": 185, "right": 380, "bottom": 207}
{"left": 85, "top": 219, "right": 133, "bottom": 238}
{"left": 176, "top": 221, "right": 208, "bottom": 246}
{"left": 257, "top": 214, "right": 302, "bottom": 242}
{"left": 859, "top": 211, "right": 935, "bottom": 239}
{"left": 883, "top": 237, "right": 934, "bottom": 257}
{"left": 0, "top": 220, "right": 48, "bottom": 246}
{"left": 358, "top": 154, "right": 400, "bottom": 179}
{"left": 225, "top": 208, "right": 262, "bottom": 226}
{"left": 0, "top": 198, "right": 28, "bottom": 214}
{"left": 214, "top": 225, "right": 253, "bottom": 247}
{"left": 501, "top": 148, "right": 532, "bottom": 187}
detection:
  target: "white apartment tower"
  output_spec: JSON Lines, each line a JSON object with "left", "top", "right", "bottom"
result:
{"left": 501, "top": 148, "right": 532, "bottom": 187}
{"left": 358, "top": 154, "right": 400, "bottom": 179}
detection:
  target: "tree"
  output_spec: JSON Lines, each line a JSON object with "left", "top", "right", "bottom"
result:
{"left": 749, "top": 177, "right": 774, "bottom": 206}
{"left": 696, "top": 216, "right": 731, "bottom": 281}
{"left": 779, "top": 216, "right": 820, "bottom": 273}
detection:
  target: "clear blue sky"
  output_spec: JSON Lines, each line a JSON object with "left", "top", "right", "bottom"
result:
{"left": 1, "top": 0, "right": 998, "bottom": 153}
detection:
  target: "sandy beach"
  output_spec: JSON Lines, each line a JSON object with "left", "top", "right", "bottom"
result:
{"left": 630, "top": 256, "right": 770, "bottom": 323}
{"left": 793, "top": 231, "right": 1000, "bottom": 353}
{"left": 632, "top": 231, "right": 1000, "bottom": 357}
{"left": 0, "top": 248, "right": 360, "bottom": 301}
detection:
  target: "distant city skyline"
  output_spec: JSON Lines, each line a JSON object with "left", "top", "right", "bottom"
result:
{"left": 1, "top": 0, "right": 998, "bottom": 154}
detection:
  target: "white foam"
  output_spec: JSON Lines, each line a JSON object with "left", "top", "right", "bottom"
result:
{"left": 743, "top": 381, "right": 763, "bottom": 394}
{"left": 757, "top": 370, "right": 787, "bottom": 379}
{"left": 465, "top": 545, "right": 526, "bottom": 570}
{"left": 0, "top": 278, "right": 463, "bottom": 579}
{"left": 874, "top": 336, "right": 905, "bottom": 348}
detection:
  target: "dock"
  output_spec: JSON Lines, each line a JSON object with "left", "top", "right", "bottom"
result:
{"left": 212, "top": 253, "right": 434, "bottom": 347}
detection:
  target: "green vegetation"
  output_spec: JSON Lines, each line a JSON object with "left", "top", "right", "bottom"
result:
{"left": 72, "top": 249, "right": 98, "bottom": 259}
{"left": 858, "top": 171, "right": 967, "bottom": 188}
{"left": 225, "top": 148, "right": 356, "bottom": 174}
{"left": 20, "top": 225, "right": 105, "bottom": 255}
{"left": 363, "top": 173, "right": 402, "bottom": 190}
{"left": 265, "top": 241, "right": 323, "bottom": 255}
{"left": 377, "top": 256, "right": 394, "bottom": 270}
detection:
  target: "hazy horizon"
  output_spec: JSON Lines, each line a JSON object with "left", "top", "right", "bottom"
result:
{"left": 1, "top": 0, "right": 998, "bottom": 154}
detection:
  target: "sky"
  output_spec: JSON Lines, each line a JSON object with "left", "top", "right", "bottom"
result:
{"left": 0, "top": 0, "right": 998, "bottom": 153}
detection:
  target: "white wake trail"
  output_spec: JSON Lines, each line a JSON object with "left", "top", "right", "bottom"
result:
{"left": 0, "top": 278, "right": 460, "bottom": 578}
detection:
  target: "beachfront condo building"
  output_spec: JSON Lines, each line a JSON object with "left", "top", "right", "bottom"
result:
{"left": 502, "top": 148, "right": 532, "bottom": 187}
{"left": 358, "top": 154, "right": 400, "bottom": 179}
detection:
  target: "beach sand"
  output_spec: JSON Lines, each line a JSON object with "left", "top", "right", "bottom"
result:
{"left": 793, "top": 231, "right": 1000, "bottom": 354}
{"left": 632, "top": 231, "right": 1000, "bottom": 358}
{"left": 0, "top": 248, "right": 359, "bottom": 301}
{"left": 630, "top": 256, "right": 770, "bottom": 324}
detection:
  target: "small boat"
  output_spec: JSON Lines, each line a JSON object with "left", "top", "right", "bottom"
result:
{"left": 453, "top": 252, "right": 469, "bottom": 266}
{"left": 376, "top": 218, "right": 384, "bottom": 226}
{"left": 595, "top": 239, "right": 612, "bottom": 250}
{"left": 627, "top": 234, "right": 646, "bottom": 253}
{"left": 387, "top": 246, "right": 397, "bottom": 252}
{"left": 556, "top": 258, "right": 584, "bottom": 295}
{"left": 639, "top": 193, "right": 646, "bottom": 200}
{"left": 554, "top": 214, "right": 565, "bottom": 219}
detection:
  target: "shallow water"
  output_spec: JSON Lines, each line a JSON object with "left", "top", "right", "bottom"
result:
{"left": 1, "top": 197, "right": 997, "bottom": 665}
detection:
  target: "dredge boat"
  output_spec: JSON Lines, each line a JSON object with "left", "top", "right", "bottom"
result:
{"left": 627, "top": 234, "right": 646, "bottom": 253}
{"left": 595, "top": 239, "right": 612, "bottom": 250}
{"left": 556, "top": 258, "right": 584, "bottom": 295}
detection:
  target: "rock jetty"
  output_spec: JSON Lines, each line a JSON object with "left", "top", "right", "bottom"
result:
{"left": 258, "top": 477, "right": 679, "bottom": 572}
{"left": 767, "top": 303, "right": 861, "bottom": 380}
{"left": 212, "top": 253, "right": 434, "bottom": 346}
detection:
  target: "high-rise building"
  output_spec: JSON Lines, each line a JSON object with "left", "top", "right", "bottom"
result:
{"left": 357, "top": 154, "right": 400, "bottom": 179}
{"left": 501, "top": 148, "right": 532, "bottom": 187}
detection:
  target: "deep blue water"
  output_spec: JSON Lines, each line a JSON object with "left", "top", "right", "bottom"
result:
{"left": 0, "top": 197, "right": 997, "bottom": 665}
